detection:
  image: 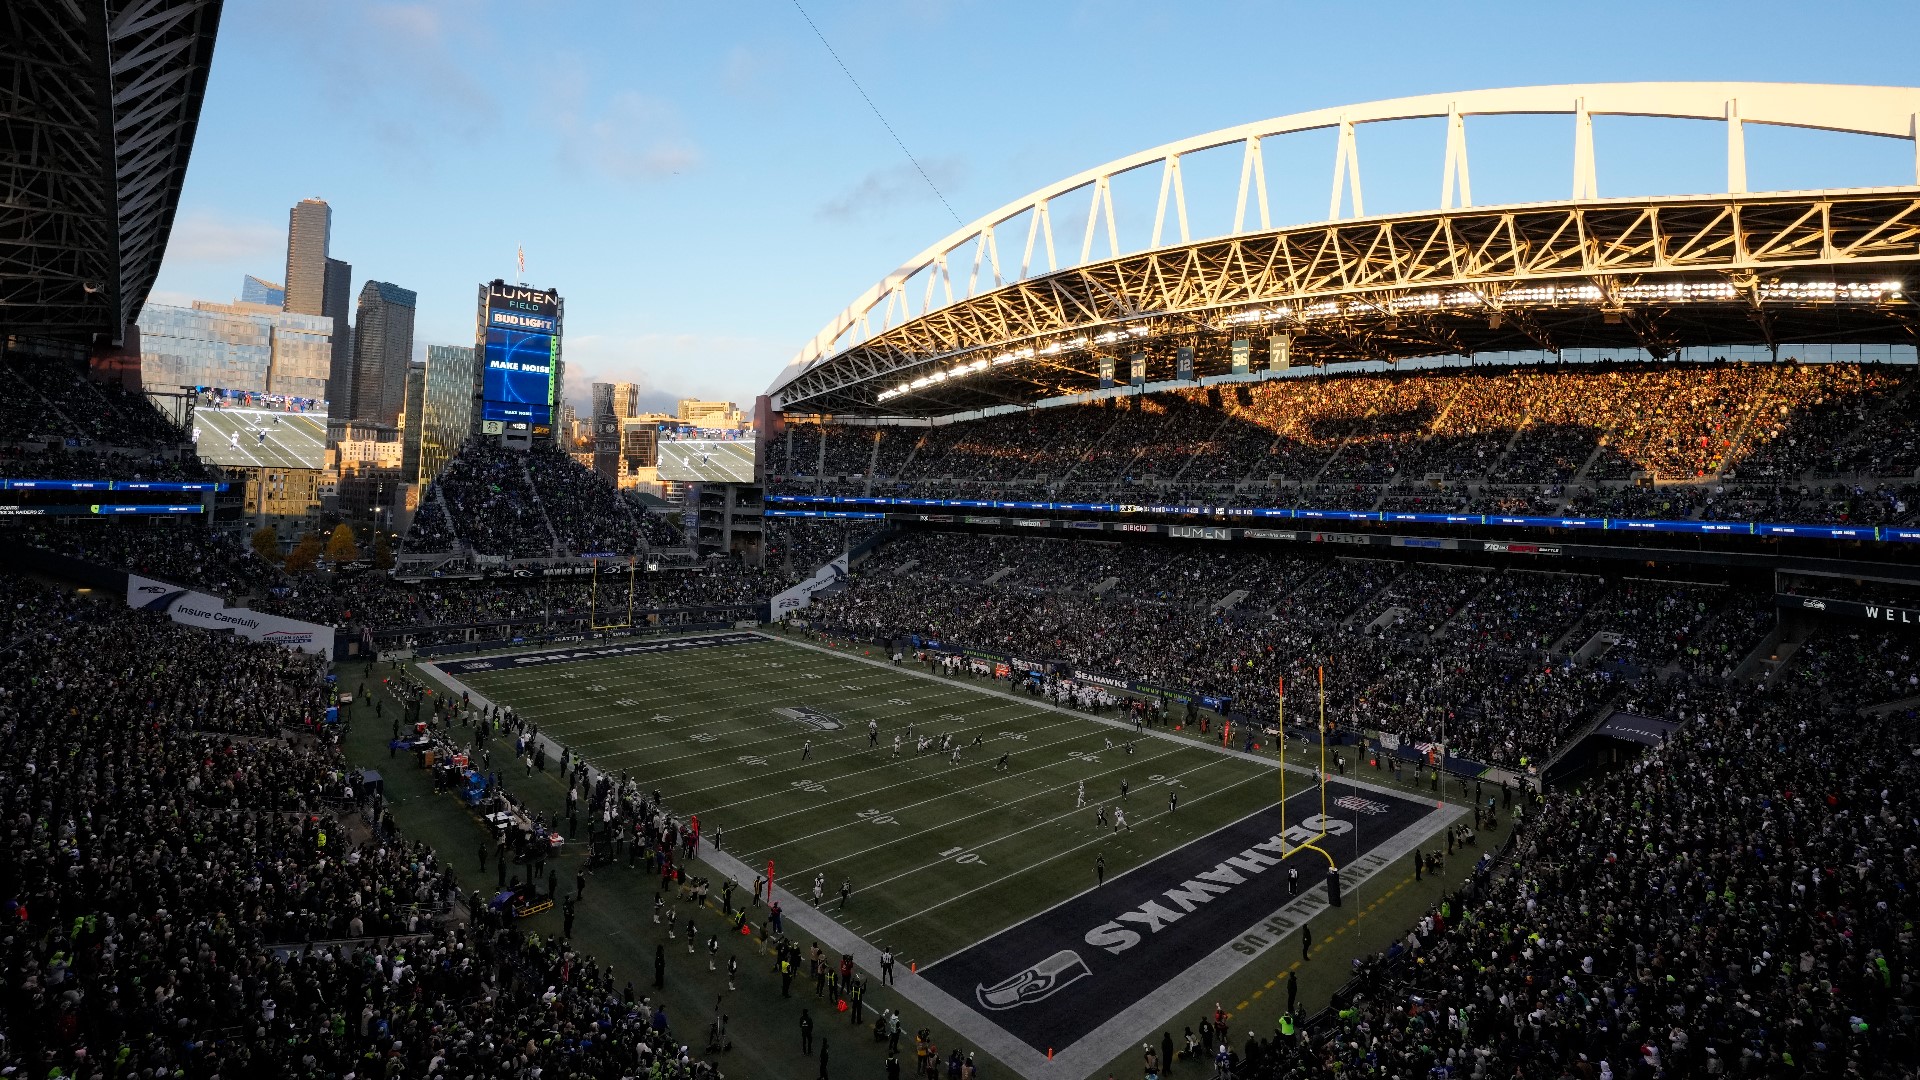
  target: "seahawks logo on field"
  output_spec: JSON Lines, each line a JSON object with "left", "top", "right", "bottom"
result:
{"left": 775, "top": 706, "right": 844, "bottom": 731}
{"left": 974, "top": 949, "right": 1092, "bottom": 1011}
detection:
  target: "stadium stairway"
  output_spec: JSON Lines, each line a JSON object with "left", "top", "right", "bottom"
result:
{"left": 518, "top": 457, "right": 562, "bottom": 555}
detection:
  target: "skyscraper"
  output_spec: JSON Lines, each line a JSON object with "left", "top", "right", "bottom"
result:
{"left": 241, "top": 275, "right": 285, "bottom": 307}
{"left": 323, "top": 257, "right": 353, "bottom": 408}
{"left": 399, "top": 359, "right": 427, "bottom": 482}
{"left": 420, "top": 345, "right": 475, "bottom": 484}
{"left": 283, "top": 198, "right": 331, "bottom": 316}
{"left": 349, "top": 280, "right": 417, "bottom": 426}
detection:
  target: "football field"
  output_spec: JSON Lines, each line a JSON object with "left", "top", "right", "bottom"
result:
{"left": 425, "top": 632, "right": 1456, "bottom": 1076}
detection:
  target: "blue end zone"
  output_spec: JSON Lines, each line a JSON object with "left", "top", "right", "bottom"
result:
{"left": 435, "top": 632, "right": 764, "bottom": 675}
{"left": 921, "top": 784, "right": 1433, "bottom": 1053}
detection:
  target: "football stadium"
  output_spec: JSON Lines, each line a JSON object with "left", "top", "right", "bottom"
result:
{"left": 5, "top": 3, "right": 1920, "bottom": 1078}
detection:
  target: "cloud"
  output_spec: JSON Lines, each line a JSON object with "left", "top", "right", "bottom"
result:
{"left": 817, "top": 156, "right": 965, "bottom": 221}
{"left": 164, "top": 211, "right": 285, "bottom": 266}
{"left": 559, "top": 91, "right": 702, "bottom": 183}
{"left": 721, "top": 44, "right": 781, "bottom": 97}
{"left": 257, "top": 0, "right": 499, "bottom": 162}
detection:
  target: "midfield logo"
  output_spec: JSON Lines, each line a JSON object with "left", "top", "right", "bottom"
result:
{"left": 774, "top": 706, "right": 844, "bottom": 731}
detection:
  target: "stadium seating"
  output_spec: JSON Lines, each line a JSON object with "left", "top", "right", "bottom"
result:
{"left": 802, "top": 532, "right": 1800, "bottom": 769}
{"left": 0, "top": 579, "right": 724, "bottom": 1078}
{"left": 1257, "top": 622, "right": 1920, "bottom": 1080}
{"left": 770, "top": 362, "right": 1920, "bottom": 528}
{"left": 405, "top": 442, "right": 679, "bottom": 557}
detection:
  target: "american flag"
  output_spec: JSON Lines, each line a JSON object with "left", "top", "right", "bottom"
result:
{"left": 516, "top": 244, "right": 525, "bottom": 280}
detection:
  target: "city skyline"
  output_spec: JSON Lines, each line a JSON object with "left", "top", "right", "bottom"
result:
{"left": 147, "top": 2, "right": 1920, "bottom": 415}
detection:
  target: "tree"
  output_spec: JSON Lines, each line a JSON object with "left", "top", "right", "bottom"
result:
{"left": 372, "top": 531, "right": 395, "bottom": 570}
{"left": 324, "top": 523, "right": 359, "bottom": 565}
{"left": 285, "top": 532, "right": 323, "bottom": 573}
{"left": 250, "top": 526, "right": 280, "bottom": 564}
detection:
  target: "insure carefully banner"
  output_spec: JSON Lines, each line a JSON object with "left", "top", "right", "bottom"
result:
{"left": 770, "top": 554, "right": 850, "bottom": 616}
{"left": 126, "top": 574, "right": 332, "bottom": 654}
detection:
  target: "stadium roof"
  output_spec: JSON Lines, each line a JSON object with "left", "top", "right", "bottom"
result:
{"left": 770, "top": 82, "right": 1920, "bottom": 417}
{"left": 0, "top": 0, "right": 222, "bottom": 346}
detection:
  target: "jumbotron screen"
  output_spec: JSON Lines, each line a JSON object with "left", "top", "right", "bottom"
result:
{"left": 656, "top": 437, "right": 756, "bottom": 483}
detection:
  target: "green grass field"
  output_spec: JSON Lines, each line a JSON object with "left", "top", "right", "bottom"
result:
{"left": 407, "top": 630, "right": 1475, "bottom": 1078}
{"left": 440, "top": 633, "right": 1284, "bottom": 967}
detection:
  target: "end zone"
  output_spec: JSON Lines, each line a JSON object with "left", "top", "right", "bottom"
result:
{"left": 922, "top": 783, "right": 1458, "bottom": 1076}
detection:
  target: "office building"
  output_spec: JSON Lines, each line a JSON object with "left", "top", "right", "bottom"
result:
{"left": 241, "top": 275, "right": 285, "bottom": 307}
{"left": 283, "top": 198, "right": 331, "bottom": 316}
{"left": 677, "top": 398, "right": 744, "bottom": 428}
{"left": 399, "top": 359, "right": 427, "bottom": 483}
{"left": 136, "top": 299, "right": 331, "bottom": 399}
{"left": 349, "top": 280, "right": 416, "bottom": 426}
{"left": 322, "top": 257, "right": 353, "bottom": 408}
{"left": 420, "top": 344, "right": 474, "bottom": 484}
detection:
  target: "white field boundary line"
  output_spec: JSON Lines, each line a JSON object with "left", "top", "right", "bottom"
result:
{"left": 430, "top": 643, "right": 1464, "bottom": 1080}
{"left": 468, "top": 644, "right": 991, "bottom": 731}
{"left": 697, "top": 842, "right": 1056, "bottom": 1079}
{"left": 496, "top": 657, "right": 910, "bottom": 715}
{"left": 469, "top": 645, "right": 1264, "bottom": 870}
{"left": 515, "top": 665, "right": 1010, "bottom": 755}
{"left": 847, "top": 750, "right": 1264, "bottom": 925}
{"left": 760, "top": 631, "right": 1459, "bottom": 805}
{"left": 494, "top": 668, "right": 1057, "bottom": 798}
{"left": 1048, "top": 801, "right": 1460, "bottom": 1080}
{"left": 427, "top": 654, "right": 1059, "bottom": 1075}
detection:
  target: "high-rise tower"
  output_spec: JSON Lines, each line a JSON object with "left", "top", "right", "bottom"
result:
{"left": 283, "top": 198, "right": 330, "bottom": 316}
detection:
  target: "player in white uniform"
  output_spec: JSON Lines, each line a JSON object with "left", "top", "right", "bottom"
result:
{"left": 1075, "top": 780, "right": 1086, "bottom": 808}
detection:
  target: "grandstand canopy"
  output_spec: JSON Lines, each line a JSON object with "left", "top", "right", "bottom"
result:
{"left": 770, "top": 82, "right": 1920, "bottom": 417}
{"left": 0, "top": 0, "right": 221, "bottom": 346}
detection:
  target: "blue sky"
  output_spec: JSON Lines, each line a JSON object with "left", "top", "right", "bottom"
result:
{"left": 152, "top": 0, "right": 1920, "bottom": 415}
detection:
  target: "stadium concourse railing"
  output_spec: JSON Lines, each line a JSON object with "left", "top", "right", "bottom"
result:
{"left": 765, "top": 494, "right": 1917, "bottom": 543}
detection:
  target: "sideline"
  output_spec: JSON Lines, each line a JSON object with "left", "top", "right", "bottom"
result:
{"left": 416, "top": 631, "right": 1464, "bottom": 1080}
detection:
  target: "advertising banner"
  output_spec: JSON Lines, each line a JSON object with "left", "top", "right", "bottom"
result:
{"left": 126, "top": 574, "right": 332, "bottom": 655}
{"left": 1777, "top": 593, "right": 1920, "bottom": 627}
{"left": 769, "top": 554, "right": 850, "bottom": 616}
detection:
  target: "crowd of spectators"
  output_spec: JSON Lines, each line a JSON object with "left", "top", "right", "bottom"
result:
{"left": 0, "top": 444, "right": 208, "bottom": 482}
{"left": 2, "top": 518, "right": 279, "bottom": 600}
{"left": 804, "top": 531, "right": 1812, "bottom": 769}
{"left": 0, "top": 575, "right": 729, "bottom": 1078}
{"left": 523, "top": 445, "right": 644, "bottom": 555}
{"left": 1253, "top": 621, "right": 1920, "bottom": 1080}
{"left": 407, "top": 442, "right": 677, "bottom": 558}
{"left": 769, "top": 363, "right": 1920, "bottom": 521}
{"left": 411, "top": 441, "right": 552, "bottom": 556}
{"left": 1, "top": 352, "right": 188, "bottom": 450}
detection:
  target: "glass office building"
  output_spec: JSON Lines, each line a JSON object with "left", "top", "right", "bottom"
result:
{"left": 241, "top": 275, "right": 285, "bottom": 307}
{"left": 419, "top": 344, "right": 474, "bottom": 484}
{"left": 136, "top": 300, "right": 333, "bottom": 399}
